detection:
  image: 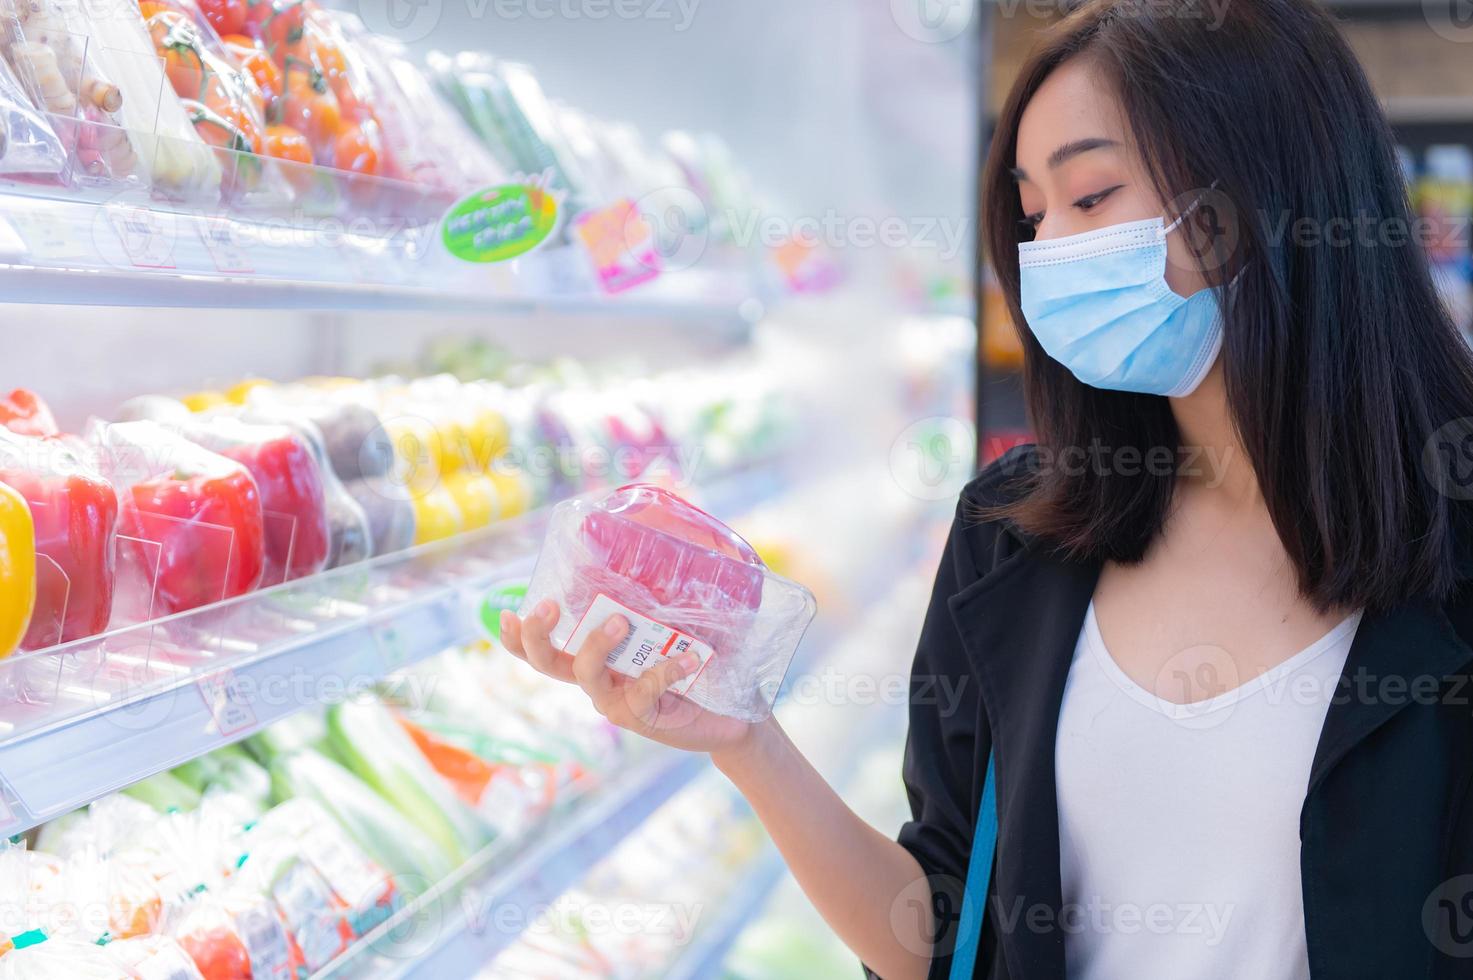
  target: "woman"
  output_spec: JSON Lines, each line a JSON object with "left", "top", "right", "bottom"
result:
{"left": 502, "top": 0, "right": 1473, "bottom": 976}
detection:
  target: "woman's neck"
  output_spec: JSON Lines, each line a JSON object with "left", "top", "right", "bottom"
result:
{"left": 1169, "top": 360, "right": 1260, "bottom": 507}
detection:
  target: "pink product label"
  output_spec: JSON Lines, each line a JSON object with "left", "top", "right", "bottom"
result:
{"left": 574, "top": 199, "right": 662, "bottom": 295}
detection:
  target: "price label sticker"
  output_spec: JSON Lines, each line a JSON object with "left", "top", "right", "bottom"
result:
{"left": 197, "top": 216, "right": 254, "bottom": 274}
{"left": 574, "top": 198, "right": 661, "bottom": 295}
{"left": 567, "top": 593, "right": 713, "bottom": 696}
{"left": 198, "top": 668, "right": 257, "bottom": 737}
{"left": 108, "top": 206, "right": 178, "bottom": 269}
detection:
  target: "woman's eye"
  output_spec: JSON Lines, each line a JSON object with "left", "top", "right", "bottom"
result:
{"left": 1019, "top": 211, "right": 1045, "bottom": 229}
{"left": 1074, "top": 185, "right": 1124, "bottom": 212}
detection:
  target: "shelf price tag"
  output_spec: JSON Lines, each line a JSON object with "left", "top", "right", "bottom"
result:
{"left": 197, "top": 216, "right": 254, "bottom": 274}
{"left": 9, "top": 209, "right": 80, "bottom": 260}
{"left": 574, "top": 198, "right": 661, "bottom": 294}
{"left": 198, "top": 668, "right": 257, "bottom": 738}
{"left": 107, "top": 205, "right": 178, "bottom": 269}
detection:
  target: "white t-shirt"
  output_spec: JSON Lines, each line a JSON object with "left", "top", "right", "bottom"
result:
{"left": 1054, "top": 602, "right": 1361, "bottom": 980}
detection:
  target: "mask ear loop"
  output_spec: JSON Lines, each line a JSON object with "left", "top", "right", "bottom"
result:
{"left": 1160, "top": 178, "right": 1223, "bottom": 237}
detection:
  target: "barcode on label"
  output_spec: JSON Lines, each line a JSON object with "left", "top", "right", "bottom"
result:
{"left": 567, "top": 593, "right": 715, "bottom": 697}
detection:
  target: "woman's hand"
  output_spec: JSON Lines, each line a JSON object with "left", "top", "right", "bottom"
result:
{"left": 499, "top": 599, "right": 756, "bottom": 754}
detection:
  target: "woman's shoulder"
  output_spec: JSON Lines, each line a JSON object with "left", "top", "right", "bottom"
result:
{"left": 945, "top": 442, "right": 1042, "bottom": 581}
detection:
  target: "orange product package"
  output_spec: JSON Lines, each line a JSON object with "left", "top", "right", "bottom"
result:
{"left": 137, "top": 0, "right": 289, "bottom": 200}
{"left": 242, "top": 0, "right": 391, "bottom": 178}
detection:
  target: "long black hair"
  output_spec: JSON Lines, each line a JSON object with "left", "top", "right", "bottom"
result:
{"left": 982, "top": 0, "right": 1473, "bottom": 613}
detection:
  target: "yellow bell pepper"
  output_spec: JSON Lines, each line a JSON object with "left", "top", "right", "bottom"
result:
{"left": 465, "top": 408, "right": 510, "bottom": 472}
{"left": 485, "top": 468, "right": 531, "bottom": 519}
{"left": 445, "top": 472, "right": 499, "bottom": 531}
{"left": 181, "top": 390, "right": 229, "bottom": 413}
{"left": 0, "top": 480, "right": 37, "bottom": 657}
{"left": 225, "top": 378, "right": 270, "bottom": 405}
{"left": 410, "top": 484, "right": 464, "bottom": 545}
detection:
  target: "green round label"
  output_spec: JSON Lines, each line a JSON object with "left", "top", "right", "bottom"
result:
{"left": 442, "top": 184, "right": 559, "bottom": 263}
{"left": 480, "top": 582, "right": 529, "bottom": 640}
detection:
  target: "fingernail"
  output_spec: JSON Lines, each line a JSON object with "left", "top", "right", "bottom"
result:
{"left": 535, "top": 599, "right": 555, "bottom": 620}
{"left": 604, "top": 616, "right": 627, "bottom": 637}
{"left": 677, "top": 652, "right": 701, "bottom": 674}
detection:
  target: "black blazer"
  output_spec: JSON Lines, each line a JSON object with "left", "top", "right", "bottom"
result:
{"left": 886, "top": 444, "right": 1473, "bottom": 980}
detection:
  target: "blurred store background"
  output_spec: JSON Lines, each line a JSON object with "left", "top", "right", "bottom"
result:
{"left": 0, "top": 0, "right": 1464, "bottom": 976}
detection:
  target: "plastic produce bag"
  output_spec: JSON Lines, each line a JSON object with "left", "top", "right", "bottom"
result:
{"left": 105, "top": 935, "right": 208, "bottom": 980}
{"left": 325, "top": 699, "right": 492, "bottom": 866}
{"left": 60, "top": 0, "right": 222, "bottom": 194}
{"left": 268, "top": 747, "right": 452, "bottom": 889}
{"left": 520, "top": 484, "right": 816, "bottom": 723}
{"left": 0, "top": 0, "right": 138, "bottom": 181}
{"left": 170, "top": 417, "right": 330, "bottom": 586}
{"left": 329, "top": 16, "right": 498, "bottom": 194}
{"left": 136, "top": 0, "right": 286, "bottom": 202}
{"left": 89, "top": 420, "right": 265, "bottom": 617}
{"left": 0, "top": 428, "right": 117, "bottom": 650}
{"left": 0, "top": 51, "right": 64, "bottom": 175}
{"left": 0, "top": 478, "right": 35, "bottom": 657}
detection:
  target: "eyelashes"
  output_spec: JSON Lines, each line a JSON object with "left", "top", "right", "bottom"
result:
{"left": 1017, "top": 184, "right": 1128, "bottom": 231}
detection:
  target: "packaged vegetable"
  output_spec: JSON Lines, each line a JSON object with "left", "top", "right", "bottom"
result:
{"left": 242, "top": 0, "right": 388, "bottom": 177}
{"left": 343, "top": 477, "right": 413, "bottom": 556}
{"left": 0, "top": 0, "right": 136, "bottom": 181}
{"left": 330, "top": 16, "right": 498, "bottom": 193}
{"left": 232, "top": 826, "right": 353, "bottom": 972}
{"left": 136, "top": 0, "right": 282, "bottom": 200}
{"left": 325, "top": 700, "right": 491, "bottom": 866}
{"left": 237, "top": 407, "right": 370, "bottom": 569}
{"left": 173, "top": 418, "right": 329, "bottom": 585}
{"left": 0, "top": 389, "right": 58, "bottom": 438}
{"left": 0, "top": 480, "right": 36, "bottom": 658}
{"left": 268, "top": 748, "right": 452, "bottom": 889}
{"left": 104, "top": 934, "right": 208, "bottom": 980}
{"left": 520, "top": 484, "right": 817, "bottom": 723}
{"left": 0, "top": 428, "right": 117, "bottom": 650}
{"left": 90, "top": 420, "right": 264, "bottom": 617}
{"left": 0, "top": 50, "right": 65, "bottom": 175}
{"left": 170, "top": 896, "right": 253, "bottom": 980}
{"left": 63, "top": 0, "right": 222, "bottom": 194}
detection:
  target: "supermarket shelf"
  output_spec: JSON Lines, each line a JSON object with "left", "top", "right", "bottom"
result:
{"left": 0, "top": 464, "right": 786, "bottom": 838}
{"left": 663, "top": 845, "right": 788, "bottom": 980}
{"left": 324, "top": 748, "right": 711, "bottom": 979}
{"left": 0, "top": 188, "right": 767, "bottom": 324}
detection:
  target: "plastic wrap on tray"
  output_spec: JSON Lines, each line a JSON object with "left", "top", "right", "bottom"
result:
{"left": 0, "top": 0, "right": 138, "bottom": 181}
{"left": 88, "top": 419, "right": 265, "bottom": 617}
{"left": 56, "top": 0, "right": 221, "bottom": 194}
{"left": 519, "top": 484, "right": 816, "bottom": 723}
{"left": 0, "top": 428, "right": 117, "bottom": 650}
{"left": 330, "top": 14, "right": 499, "bottom": 193}
{"left": 137, "top": 0, "right": 289, "bottom": 202}
{"left": 242, "top": 0, "right": 388, "bottom": 178}
{"left": 0, "top": 49, "right": 64, "bottom": 175}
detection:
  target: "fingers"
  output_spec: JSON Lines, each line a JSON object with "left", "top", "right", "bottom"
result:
{"left": 571, "top": 614, "right": 626, "bottom": 702}
{"left": 499, "top": 603, "right": 576, "bottom": 684}
{"left": 621, "top": 650, "right": 702, "bottom": 730}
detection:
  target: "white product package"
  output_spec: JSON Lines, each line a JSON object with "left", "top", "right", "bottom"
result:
{"left": 519, "top": 484, "right": 816, "bottom": 723}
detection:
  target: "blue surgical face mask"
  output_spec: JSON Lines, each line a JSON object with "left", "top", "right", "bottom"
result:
{"left": 1017, "top": 208, "right": 1225, "bottom": 397}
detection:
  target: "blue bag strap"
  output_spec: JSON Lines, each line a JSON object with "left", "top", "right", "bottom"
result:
{"left": 948, "top": 752, "right": 998, "bottom": 980}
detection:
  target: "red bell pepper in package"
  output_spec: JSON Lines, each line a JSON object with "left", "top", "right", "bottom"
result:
{"left": 180, "top": 418, "right": 330, "bottom": 586}
{"left": 0, "top": 428, "right": 118, "bottom": 649}
{"left": 0, "top": 389, "right": 60, "bottom": 438}
{"left": 91, "top": 420, "right": 265, "bottom": 617}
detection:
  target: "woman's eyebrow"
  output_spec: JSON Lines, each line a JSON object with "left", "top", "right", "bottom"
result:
{"left": 1048, "top": 137, "right": 1118, "bottom": 169}
{"left": 1011, "top": 137, "right": 1119, "bottom": 182}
